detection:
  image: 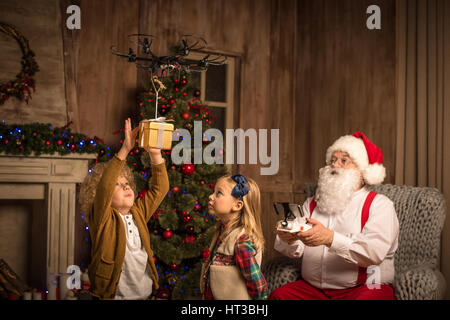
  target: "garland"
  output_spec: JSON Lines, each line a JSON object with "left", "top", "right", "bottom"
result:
{"left": 0, "top": 122, "right": 111, "bottom": 163}
{"left": 0, "top": 22, "right": 40, "bottom": 105}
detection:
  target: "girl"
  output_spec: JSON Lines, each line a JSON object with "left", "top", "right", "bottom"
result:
{"left": 79, "top": 118, "right": 169, "bottom": 300}
{"left": 200, "top": 174, "right": 269, "bottom": 300}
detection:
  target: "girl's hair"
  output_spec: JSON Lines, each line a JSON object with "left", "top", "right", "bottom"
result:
{"left": 217, "top": 175, "right": 265, "bottom": 253}
{"left": 78, "top": 161, "right": 136, "bottom": 215}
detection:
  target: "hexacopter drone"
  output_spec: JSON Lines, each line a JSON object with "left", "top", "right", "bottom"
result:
{"left": 111, "top": 34, "right": 226, "bottom": 76}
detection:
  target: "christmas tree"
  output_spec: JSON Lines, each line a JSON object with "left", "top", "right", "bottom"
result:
{"left": 127, "top": 71, "right": 228, "bottom": 299}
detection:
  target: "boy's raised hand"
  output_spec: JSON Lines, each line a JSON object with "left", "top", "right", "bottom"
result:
{"left": 146, "top": 147, "right": 164, "bottom": 165}
{"left": 117, "top": 118, "right": 138, "bottom": 160}
{"left": 123, "top": 118, "right": 139, "bottom": 151}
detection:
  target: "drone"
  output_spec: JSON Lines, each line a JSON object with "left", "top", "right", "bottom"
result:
{"left": 111, "top": 34, "right": 227, "bottom": 76}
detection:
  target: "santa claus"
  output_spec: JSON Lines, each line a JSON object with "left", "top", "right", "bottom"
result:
{"left": 271, "top": 132, "right": 399, "bottom": 300}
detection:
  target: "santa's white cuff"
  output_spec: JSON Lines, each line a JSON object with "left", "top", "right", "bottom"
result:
{"left": 274, "top": 235, "right": 304, "bottom": 258}
{"left": 329, "top": 231, "right": 353, "bottom": 257}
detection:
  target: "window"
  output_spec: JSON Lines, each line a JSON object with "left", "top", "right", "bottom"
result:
{"left": 187, "top": 52, "right": 237, "bottom": 171}
{"left": 186, "top": 52, "right": 236, "bottom": 136}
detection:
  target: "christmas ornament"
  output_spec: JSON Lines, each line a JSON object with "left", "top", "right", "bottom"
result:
{"left": 182, "top": 112, "right": 190, "bottom": 120}
{"left": 200, "top": 180, "right": 205, "bottom": 185}
{"left": 159, "top": 105, "right": 169, "bottom": 115}
{"left": 183, "top": 215, "right": 192, "bottom": 223}
{"left": 169, "top": 263, "right": 178, "bottom": 270}
{"left": 181, "top": 164, "right": 195, "bottom": 175}
{"left": 202, "top": 249, "right": 210, "bottom": 260}
{"left": 162, "top": 229, "right": 173, "bottom": 239}
{"left": 172, "top": 186, "right": 180, "bottom": 193}
{"left": 194, "top": 90, "right": 201, "bottom": 97}
{"left": 194, "top": 203, "right": 201, "bottom": 211}
{"left": 184, "top": 235, "right": 195, "bottom": 243}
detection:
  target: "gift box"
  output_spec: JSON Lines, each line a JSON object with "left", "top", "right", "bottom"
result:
{"left": 139, "top": 120, "right": 174, "bottom": 150}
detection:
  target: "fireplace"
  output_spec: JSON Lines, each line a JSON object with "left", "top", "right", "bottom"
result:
{"left": 0, "top": 153, "right": 96, "bottom": 291}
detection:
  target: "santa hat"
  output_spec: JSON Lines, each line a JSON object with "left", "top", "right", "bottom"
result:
{"left": 325, "top": 131, "right": 386, "bottom": 185}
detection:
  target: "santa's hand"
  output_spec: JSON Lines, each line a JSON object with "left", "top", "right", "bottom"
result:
{"left": 274, "top": 225, "right": 299, "bottom": 245}
{"left": 296, "top": 218, "right": 334, "bottom": 247}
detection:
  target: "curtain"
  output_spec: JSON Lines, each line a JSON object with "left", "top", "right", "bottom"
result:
{"left": 395, "top": 0, "right": 450, "bottom": 298}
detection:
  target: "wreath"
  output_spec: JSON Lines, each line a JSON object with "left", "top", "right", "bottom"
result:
{"left": 0, "top": 22, "right": 39, "bottom": 105}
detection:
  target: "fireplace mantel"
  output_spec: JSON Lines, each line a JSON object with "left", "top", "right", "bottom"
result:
{"left": 0, "top": 153, "right": 96, "bottom": 287}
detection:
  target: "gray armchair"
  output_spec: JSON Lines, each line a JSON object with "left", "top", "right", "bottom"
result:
{"left": 262, "top": 184, "right": 447, "bottom": 300}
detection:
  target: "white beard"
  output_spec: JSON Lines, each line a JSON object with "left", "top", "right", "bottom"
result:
{"left": 316, "top": 166, "right": 363, "bottom": 215}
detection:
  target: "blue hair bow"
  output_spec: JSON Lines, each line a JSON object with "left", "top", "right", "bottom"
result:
{"left": 231, "top": 174, "right": 250, "bottom": 200}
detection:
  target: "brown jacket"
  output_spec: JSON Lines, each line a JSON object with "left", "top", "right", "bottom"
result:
{"left": 87, "top": 155, "right": 169, "bottom": 300}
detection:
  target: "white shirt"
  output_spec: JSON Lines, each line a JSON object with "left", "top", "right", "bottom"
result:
{"left": 274, "top": 187, "right": 399, "bottom": 289}
{"left": 114, "top": 213, "right": 153, "bottom": 300}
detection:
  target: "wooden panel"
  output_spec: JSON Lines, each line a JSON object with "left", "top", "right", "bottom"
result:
{"left": 61, "top": 0, "right": 139, "bottom": 145}
{"left": 0, "top": 156, "right": 94, "bottom": 183}
{"left": 0, "top": 201, "right": 32, "bottom": 283}
{"left": 0, "top": 184, "right": 45, "bottom": 200}
{"left": 47, "top": 183, "right": 76, "bottom": 274}
{"left": 294, "top": 0, "right": 397, "bottom": 187}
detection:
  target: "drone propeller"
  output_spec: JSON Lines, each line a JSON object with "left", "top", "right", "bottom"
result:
{"left": 127, "top": 34, "right": 156, "bottom": 46}
{"left": 142, "top": 37, "right": 153, "bottom": 55}
{"left": 179, "top": 35, "right": 207, "bottom": 55}
{"left": 110, "top": 45, "right": 137, "bottom": 62}
{"left": 206, "top": 55, "right": 227, "bottom": 65}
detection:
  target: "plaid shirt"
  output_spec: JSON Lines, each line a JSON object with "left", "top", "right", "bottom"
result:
{"left": 235, "top": 234, "right": 269, "bottom": 300}
{"left": 203, "top": 233, "right": 269, "bottom": 300}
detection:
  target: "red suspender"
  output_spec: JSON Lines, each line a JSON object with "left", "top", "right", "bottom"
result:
{"left": 356, "top": 191, "right": 377, "bottom": 285}
{"left": 309, "top": 192, "right": 378, "bottom": 286}
{"left": 309, "top": 198, "right": 317, "bottom": 216}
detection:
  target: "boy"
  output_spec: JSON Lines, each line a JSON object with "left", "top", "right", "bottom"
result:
{"left": 79, "top": 118, "right": 169, "bottom": 299}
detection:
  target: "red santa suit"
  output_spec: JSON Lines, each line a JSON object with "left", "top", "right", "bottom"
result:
{"left": 270, "top": 132, "right": 399, "bottom": 300}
